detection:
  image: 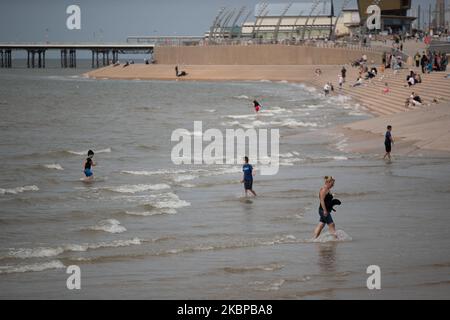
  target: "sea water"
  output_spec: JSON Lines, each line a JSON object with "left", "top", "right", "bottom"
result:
{"left": 0, "top": 66, "right": 449, "bottom": 299}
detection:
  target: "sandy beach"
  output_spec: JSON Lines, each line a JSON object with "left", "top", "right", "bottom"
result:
{"left": 85, "top": 64, "right": 341, "bottom": 82}
{"left": 335, "top": 102, "right": 450, "bottom": 156}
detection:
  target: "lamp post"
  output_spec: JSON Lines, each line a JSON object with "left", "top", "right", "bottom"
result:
{"left": 329, "top": 0, "right": 334, "bottom": 40}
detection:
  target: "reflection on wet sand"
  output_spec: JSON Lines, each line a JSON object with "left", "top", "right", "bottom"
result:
{"left": 316, "top": 243, "right": 338, "bottom": 274}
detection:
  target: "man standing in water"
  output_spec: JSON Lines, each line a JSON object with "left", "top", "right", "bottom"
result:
{"left": 383, "top": 125, "right": 394, "bottom": 161}
{"left": 314, "top": 176, "right": 337, "bottom": 239}
{"left": 241, "top": 156, "right": 257, "bottom": 197}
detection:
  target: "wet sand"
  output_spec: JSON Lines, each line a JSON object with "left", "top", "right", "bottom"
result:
{"left": 334, "top": 102, "right": 450, "bottom": 156}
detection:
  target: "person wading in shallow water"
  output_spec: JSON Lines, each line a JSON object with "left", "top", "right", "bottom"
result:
{"left": 83, "top": 150, "right": 96, "bottom": 181}
{"left": 383, "top": 125, "right": 394, "bottom": 161}
{"left": 241, "top": 156, "right": 257, "bottom": 197}
{"left": 253, "top": 100, "right": 262, "bottom": 113}
{"left": 314, "top": 176, "right": 338, "bottom": 239}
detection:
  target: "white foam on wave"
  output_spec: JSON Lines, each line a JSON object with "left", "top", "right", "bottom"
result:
{"left": 8, "top": 238, "right": 143, "bottom": 259}
{"left": 224, "top": 263, "right": 284, "bottom": 274}
{"left": 0, "top": 260, "right": 65, "bottom": 275}
{"left": 279, "top": 152, "right": 294, "bottom": 158}
{"left": 122, "top": 169, "right": 193, "bottom": 176}
{"left": 327, "top": 95, "right": 352, "bottom": 104}
{"left": 204, "top": 109, "right": 216, "bottom": 113}
{"left": 221, "top": 120, "right": 241, "bottom": 127}
{"left": 280, "top": 157, "right": 304, "bottom": 166}
{"left": 43, "top": 164, "right": 64, "bottom": 171}
{"left": 87, "top": 219, "right": 126, "bottom": 234}
{"left": 150, "top": 192, "right": 191, "bottom": 209}
{"left": 311, "top": 230, "right": 352, "bottom": 243}
{"left": 125, "top": 208, "right": 177, "bottom": 216}
{"left": 278, "top": 119, "right": 318, "bottom": 128}
{"left": 106, "top": 184, "right": 170, "bottom": 194}
{"left": 266, "top": 107, "right": 291, "bottom": 114}
{"left": 205, "top": 166, "right": 242, "bottom": 177}
{"left": 180, "top": 183, "right": 196, "bottom": 188}
{"left": 0, "top": 185, "right": 39, "bottom": 195}
{"left": 349, "top": 111, "right": 366, "bottom": 116}
{"left": 226, "top": 114, "right": 256, "bottom": 120}
{"left": 67, "top": 148, "right": 111, "bottom": 155}
{"left": 335, "top": 137, "right": 349, "bottom": 152}
{"left": 333, "top": 156, "right": 348, "bottom": 161}
{"left": 173, "top": 175, "right": 198, "bottom": 182}
{"left": 233, "top": 95, "right": 250, "bottom": 100}
{"left": 260, "top": 234, "right": 298, "bottom": 246}
{"left": 291, "top": 83, "right": 317, "bottom": 93}
{"left": 239, "top": 120, "right": 270, "bottom": 129}
{"left": 260, "top": 79, "right": 272, "bottom": 83}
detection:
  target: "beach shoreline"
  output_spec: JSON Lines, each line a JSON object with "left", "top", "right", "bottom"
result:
{"left": 84, "top": 64, "right": 450, "bottom": 157}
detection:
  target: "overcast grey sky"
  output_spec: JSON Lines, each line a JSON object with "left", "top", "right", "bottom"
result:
{"left": 0, "top": 0, "right": 436, "bottom": 43}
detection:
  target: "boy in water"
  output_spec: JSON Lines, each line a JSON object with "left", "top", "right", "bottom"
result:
{"left": 83, "top": 150, "right": 96, "bottom": 181}
{"left": 241, "top": 156, "right": 257, "bottom": 197}
{"left": 383, "top": 126, "right": 394, "bottom": 161}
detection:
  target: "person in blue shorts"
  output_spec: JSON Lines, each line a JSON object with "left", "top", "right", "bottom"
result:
{"left": 241, "top": 156, "right": 257, "bottom": 197}
{"left": 83, "top": 150, "right": 96, "bottom": 181}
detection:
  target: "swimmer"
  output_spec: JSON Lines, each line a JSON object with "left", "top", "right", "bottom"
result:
{"left": 253, "top": 100, "right": 261, "bottom": 113}
{"left": 241, "top": 156, "right": 257, "bottom": 197}
{"left": 314, "top": 176, "right": 338, "bottom": 239}
{"left": 83, "top": 150, "right": 96, "bottom": 181}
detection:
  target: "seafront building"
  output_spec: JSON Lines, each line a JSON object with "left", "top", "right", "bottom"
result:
{"left": 206, "top": 0, "right": 416, "bottom": 42}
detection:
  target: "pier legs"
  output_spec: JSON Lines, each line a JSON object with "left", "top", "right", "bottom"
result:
{"left": 68, "top": 49, "right": 77, "bottom": 68}
{"left": 26, "top": 50, "right": 46, "bottom": 68}
{"left": 90, "top": 49, "right": 115, "bottom": 68}
{"left": 61, "top": 49, "right": 68, "bottom": 68}
{"left": 1, "top": 50, "right": 12, "bottom": 68}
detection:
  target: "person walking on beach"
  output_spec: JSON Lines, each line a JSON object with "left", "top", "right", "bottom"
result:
{"left": 83, "top": 150, "right": 96, "bottom": 181}
{"left": 314, "top": 176, "right": 338, "bottom": 239}
{"left": 241, "top": 156, "right": 256, "bottom": 197}
{"left": 383, "top": 126, "right": 394, "bottom": 161}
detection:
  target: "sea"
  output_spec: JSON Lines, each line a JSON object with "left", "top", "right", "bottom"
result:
{"left": 1, "top": 62, "right": 449, "bottom": 299}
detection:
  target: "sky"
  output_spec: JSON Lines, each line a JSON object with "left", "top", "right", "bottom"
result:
{"left": 0, "top": 0, "right": 439, "bottom": 43}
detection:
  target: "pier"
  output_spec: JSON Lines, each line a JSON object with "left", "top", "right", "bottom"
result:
{"left": 0, "top": 43, "right": 154, "bottom": 68}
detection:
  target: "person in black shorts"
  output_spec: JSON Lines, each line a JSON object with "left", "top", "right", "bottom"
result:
{"left": 241, "top": 156, "right": 256, "bottom": 197}
{"left": 383, "top": 125, "right": 394, "bottom": 161}
{"left": 314, "top": 176, "right": 338, "bottom": 239}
